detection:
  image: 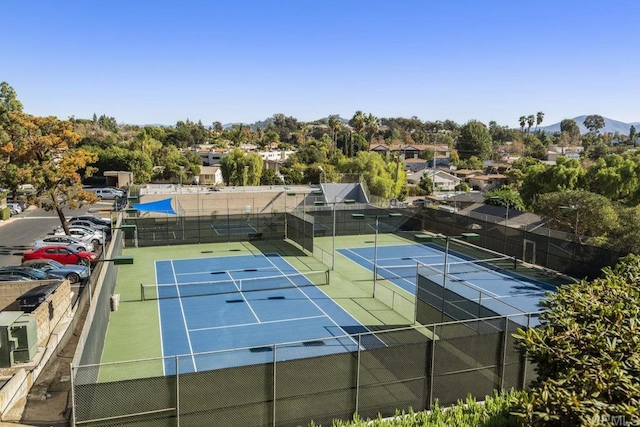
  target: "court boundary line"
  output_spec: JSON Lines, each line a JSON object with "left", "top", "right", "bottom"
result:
{"left": 189, "top": 315, "right": 326, "bottom": 333}
{"left": 175, "top": 265, "right": 281, "bottom": 279}
{"left": 263, "top": 256, "right": 363, "bottom": 350}
{"left": 170, "top": 260, "right": 197, "bottom": 371}
{"left": 225, "top": 270, "right": 261, "bottom": 323}
{"left": 154, "top": 261, "right": 166, "bottom": 376}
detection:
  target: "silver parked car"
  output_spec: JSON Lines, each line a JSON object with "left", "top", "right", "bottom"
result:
{"left": 21, "top": 259, "right": 90, "bottom": 284}
{"left": 33, "top": 235, "right": 94, "bottom": 253}
{"left": 53, "top": 226, "right": 104, "bottom": 246}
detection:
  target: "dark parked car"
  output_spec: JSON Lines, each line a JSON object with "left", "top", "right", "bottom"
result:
{"left": 0, "top": 266, "right": 65, "bottom": 281}
{"left": 0, "top": 275, "right": 31, "bottom": 282}
{"left": 21, "top": 259, "right": 90, "bottom": 284}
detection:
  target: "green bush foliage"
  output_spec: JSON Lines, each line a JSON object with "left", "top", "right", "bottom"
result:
{"left": 512, "top": 254, "right": 640, "bottom": 425}
{"left": 309, "top": 390, "right": 522, "bottom": 426}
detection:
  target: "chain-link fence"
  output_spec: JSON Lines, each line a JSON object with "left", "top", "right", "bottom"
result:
{"left": 71, "top": 312, "right": 538, "bottom": 427}
{"left": 422, "top": 208, "right": 621, "bottom": 279}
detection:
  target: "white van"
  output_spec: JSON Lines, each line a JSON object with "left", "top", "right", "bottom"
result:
{"left": 92, "top": 188, "right": 124, "bottom": 200}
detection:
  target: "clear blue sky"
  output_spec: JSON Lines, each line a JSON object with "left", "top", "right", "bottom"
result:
{"left": 2, "top": 0, "right": 639, "bottom": 127}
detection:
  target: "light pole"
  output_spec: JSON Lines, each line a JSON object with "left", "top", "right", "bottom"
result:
{"left": 351, "top": 212, "right": 402, "bottom": 297}
{"left": 559, "top": 204, "right": 579, "bottom": 240}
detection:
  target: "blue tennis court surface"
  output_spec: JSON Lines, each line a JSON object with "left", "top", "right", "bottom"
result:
{"left": 153, "top": 253, "right": 381, "bottom": 374}
{"left": 339, "top": 244, "right": 556, "bottom": 325}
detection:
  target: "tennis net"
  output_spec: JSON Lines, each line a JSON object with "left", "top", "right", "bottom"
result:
{"left": 140, "top": 270, "right": 330, "bottom": 301}
{"left": 417, "top": 256, "right": 516, "bottom": 278}
{"left": 376, "top": 255, "right": 516, "bottom": 282}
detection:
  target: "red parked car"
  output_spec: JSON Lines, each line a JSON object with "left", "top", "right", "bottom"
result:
{"left": 21, "top": 245, "right": 97, "bottom": 267}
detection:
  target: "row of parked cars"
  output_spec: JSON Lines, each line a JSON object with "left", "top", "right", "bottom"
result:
{"left": 0, "top": 215, "right": 113, "bottom": 285}
{"left": 7, "top": 199, "right": 28, "bottom": 216}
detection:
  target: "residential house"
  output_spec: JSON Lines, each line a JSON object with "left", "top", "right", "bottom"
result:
{"left": 467, "top": 174, "right": 508, "bottom": 191}
{"left": 197, "top": 166, "right": 223, "bottom": 186}
{"left": 407, "top": 169, "right": 461, "bottom": 191}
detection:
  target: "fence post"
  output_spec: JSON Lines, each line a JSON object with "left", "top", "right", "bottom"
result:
{"left": 428, "top": 324, "right": 436, "bottom": 409}
{"left": 272, "top": 344, "right": 277, "bottom": 427}
{"left": 521, "top": 313, "right": 532, "bottom": 388}
{"left": 176, "top": 356, "right": 180, "bottom": 427}
{"left": 500, "top": 315, "right": 509, "bottom": 391}
{"left": 70, "top": 363, "right": 76, "bottom": 426}
{"left": 355, "top": 334, "right": 361, "bottom": 417}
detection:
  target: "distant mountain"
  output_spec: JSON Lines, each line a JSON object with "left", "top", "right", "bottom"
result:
{"left": 539, "top": 116, "right": 640, "bottom": 135}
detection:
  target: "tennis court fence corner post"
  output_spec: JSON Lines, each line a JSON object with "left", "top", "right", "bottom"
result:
{"left": 272, "top": 343, "right": 277, "bottom": 427}
{"left": 428, "top": 323, "right": 436, "bottom": 409}
{"left": 355, "top": 334, "right": 362, "bottom": 417}
{"left": 175, "top": 355, "right": 180, "bottom": 427}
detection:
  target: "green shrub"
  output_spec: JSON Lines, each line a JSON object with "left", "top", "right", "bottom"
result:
{"left": 0, "top": 206, "right": 9, "bottom": 220}
{"left": 309, "top": 390, "right": 522, "bottom": 426}
{"left": 512, "top": 254, "right": 640, "bottom": 426}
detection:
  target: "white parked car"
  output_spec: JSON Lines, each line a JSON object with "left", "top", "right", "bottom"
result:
{"left": 7, "top": 202, "right": 22, "bottom": 214}
{"left": 33, "top": 235, "right": 94, "bottom": 253}
{"left": 91, "top": 187, "right": 124, "bottom": 200}
{"left": 53, "top": 227, "right": 104, "bottom": 247}
{"left": 67, "top": 219, "right": 111, "bottom": 233}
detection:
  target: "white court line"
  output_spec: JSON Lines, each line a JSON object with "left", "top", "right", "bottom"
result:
{"left": 343, "top": 248, "right": 417, "bottom": 289}
{"left": 226, "top": 271, "right": 261, "bottom": 323}
{"left": 189, "top": 315, "right": 326, "bottom": 333}
{"left": 263, "top": 256, "right": 362, "bottom": 349}
{"left": 153, "top": 260, "right": 166, "bottom": 376}
{"left": 375, "top": 254, "right": 441, "bottom": 263}
{"left": 171, "top": 260, "right": 198, "bottom": 371}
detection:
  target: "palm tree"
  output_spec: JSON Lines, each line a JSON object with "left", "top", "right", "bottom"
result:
{"left": 519, "top": 116, "right": 526, "bottom": 133}
{"left": 536, "top": 111, "right": 544, "bottom": 131}
{"left": 297, "top": 123, "right": 309, "bottom": 145}
{"left": 526, "top": 115, "right": 535, "bottom": 133}
{"left": 365, "top": 113, "right": 380, "bottom": 150}
{"left": 350, "top": 110, "right": 366, "bottom": 136}
{"left": 328, "top": 115, "right": 341, "bottom": 156}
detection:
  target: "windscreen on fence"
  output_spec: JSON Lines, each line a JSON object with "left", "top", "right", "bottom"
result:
{"left": 122, "top": 212, "right": 286, "bottom": 246}
{"left": 286, "top": 211, "right": 314, "bottom": 252}
{"left": 421, "top": 207, "right": 619, "bottom": 280}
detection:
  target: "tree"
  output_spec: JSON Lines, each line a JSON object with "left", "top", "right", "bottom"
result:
{"left": 522, "top": 134, "right": 547, "bottom": 159}
{"left": 535, "top": 111, "right": 544, "bottom": 131}
{"left": 456, "top": 120, "right": 493, "bottom": 160}
{"left": 526, "top": 114, "right": 535, "bottom": 133}
{"left": 418, "top": 173, "right": 433, "bottom": 195}
{"left": 364, "top": 113, "right": 380, "bottom": 150}
{"left": 518, "top": 116, "right": 526, "bottom": 133}
{"left": 518, "top": 157, "right": 587, "bottom": 207}
{"left": 484, "top": 186, "right": 524, "bottom": 211}
{"left": 584, "top": 154, "right": 640, "bottom": 204}
{"left": 219, "top": 149, "right": 262, "bottom": 186}
{"left": 259, "top": 169, "right": 282, "bottom": 186}
{"left": 629, "top": 125, "right": 637, "bottom": 146}
{"left": 513, "top": 255, "right": 640, "bottom": 426}
{"left": 338, "top": 151, "right": 404, "bottom": 199}
{"left": 583, "top": 114, "right": 605, "bottom": 134}
{"left": 560, "top": 118, "right": 580, "bottom": 138}
{"left": 2, "top": 112, "right": 99, "bottom": 232}
{"left": 328, "top": 115, "right": 341, "bottom": 156}
{"left": 533, "top": 190, "right": 617, "bottom": 244}
{"left": 349, "top": 110, "right": 366, "bottom": 136}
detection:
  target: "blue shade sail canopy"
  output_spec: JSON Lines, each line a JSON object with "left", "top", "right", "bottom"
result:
{"left": 132, "top": 198, "right": 177, "bottom": 215}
